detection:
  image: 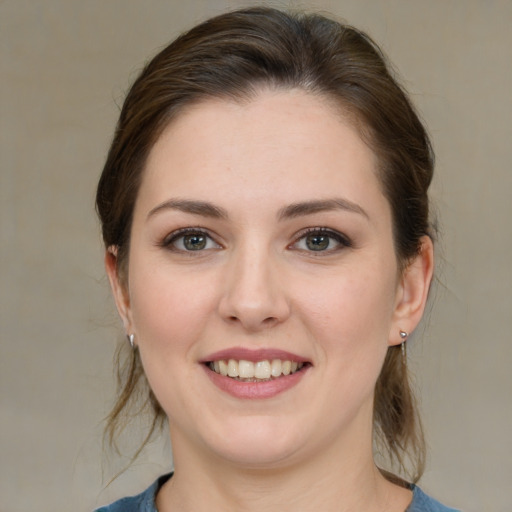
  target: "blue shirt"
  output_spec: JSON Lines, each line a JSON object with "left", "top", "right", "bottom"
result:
{"left": 94, "top": 474, "right": 460, "bottom": 511}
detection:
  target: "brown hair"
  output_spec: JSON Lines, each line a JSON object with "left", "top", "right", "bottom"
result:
{"left": 97, "top": 7, "right": 433, "bottom": 482}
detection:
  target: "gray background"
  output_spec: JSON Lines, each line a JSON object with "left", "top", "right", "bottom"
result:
{"left": 1, "top": 1, "right": 511, "bottom": 511}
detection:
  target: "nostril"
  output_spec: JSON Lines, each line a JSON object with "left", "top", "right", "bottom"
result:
{"left": 225, "top": 314, "right": 279, "bottom": 329}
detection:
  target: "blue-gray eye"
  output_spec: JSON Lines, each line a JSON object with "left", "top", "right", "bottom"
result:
{"left": 305, "top": 233, "right": 330, "bottom": 251}
{"left": 164, "top": 229, "right": 220, "bottom": 251}
{"left": 293, "top": 229, "right": 350, "bottom": 252}
{"left": 183, "top": 233, "right": 207, "bottom": 250}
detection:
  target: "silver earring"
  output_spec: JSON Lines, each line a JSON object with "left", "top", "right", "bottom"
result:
{"left": 399, "top": 330, "right": 408, "bottom": 360}
{"left": 128, "top": 333, "right": 135, "bottom": 348}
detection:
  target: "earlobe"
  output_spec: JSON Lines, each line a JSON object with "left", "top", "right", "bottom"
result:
{"left": 105, "top": 246, "right": 133, "bottom": 333}
{"left": 390, "top": 236, "right": 434, "bottom": 346}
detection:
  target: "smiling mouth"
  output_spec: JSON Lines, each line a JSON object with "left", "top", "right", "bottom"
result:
{"left": 207, "top": 359, "right": 307, "bottom": 382}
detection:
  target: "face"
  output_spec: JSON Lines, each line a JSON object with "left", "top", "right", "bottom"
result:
{"left": 107, "top": 89, "right": 432, "bottom": 469}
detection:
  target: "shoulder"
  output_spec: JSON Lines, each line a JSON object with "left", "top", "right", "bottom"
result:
{"left": 94, "top": 474, "right": 172, "bottom": 512}
{"left": 408, "top": 485, "right": 461, "bottom": 512}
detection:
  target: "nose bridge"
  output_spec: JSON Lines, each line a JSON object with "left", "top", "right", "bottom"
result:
{"left": 219, "top": 237, "right": 289, "bottom": 330}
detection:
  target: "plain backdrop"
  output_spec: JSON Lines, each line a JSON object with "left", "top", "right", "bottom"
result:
{"left": 1, "top": 1, "right": 511, "bottom": 511}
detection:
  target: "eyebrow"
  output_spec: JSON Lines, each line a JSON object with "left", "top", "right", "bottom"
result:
{"left": 147, "top": 197, "right": 368, "bottom": 222}
{"left": 278, "top": 198, "right": 369, "bottom": 221}
{"left": 147, "top": 199, "right": 229, "bottom": 220}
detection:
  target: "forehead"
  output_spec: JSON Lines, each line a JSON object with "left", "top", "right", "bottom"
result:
{"left": 137, "top": 89, "right": 387, "bottom": 220}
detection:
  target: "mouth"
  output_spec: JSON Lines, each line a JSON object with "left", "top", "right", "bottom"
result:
{"left": 206, "top": 359, "right": 308, "bottom": 382}
{"left": 200, "top": 348, "right": 311, "bottom": 398}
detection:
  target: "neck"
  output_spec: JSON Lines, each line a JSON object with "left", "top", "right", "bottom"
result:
{"left": 156, "top": 424, "right": 410, "bottom": 512}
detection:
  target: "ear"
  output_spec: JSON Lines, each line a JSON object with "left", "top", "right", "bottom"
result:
{"left": 389, "top": 236, "right": 434, "bottom": 346}
{"left": 105, "top": 246, "right": 133, "bottom": 334}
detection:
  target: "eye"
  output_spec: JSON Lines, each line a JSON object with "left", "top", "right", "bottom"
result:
{"left": 292, "top": 228, "right": 351, "bottom": 253}
{"left": 163, "top": 228, "right": 221, "bottom": 252}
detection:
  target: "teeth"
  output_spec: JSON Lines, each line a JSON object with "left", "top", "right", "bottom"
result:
{"left": 238, "top": 360, "right": 255, "bottom": 379}
{"left": 270, "top": 359, "right": 282, "bottom": 377}
{"left": 227, "top": 359, "right": 238, "bottom": 377}
{"left": 209, "top": 359, "right": 304, "bottom": 380}
{"left": 219, "top": 360, "right": 228, "bottom": 376}
{"left": 255, "top": 360, "right": 271, "bottom": 379}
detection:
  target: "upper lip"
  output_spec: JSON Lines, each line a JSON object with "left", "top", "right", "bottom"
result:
{"left": 200, "top": 347, "right": 310, "bottom": 364}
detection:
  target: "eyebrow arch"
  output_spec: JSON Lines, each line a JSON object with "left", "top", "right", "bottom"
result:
{"left": 278, "top": 198, "right": 369, "bottom": 221}
{"left": 147, "top": 199, "right": 229, "bottom": 220}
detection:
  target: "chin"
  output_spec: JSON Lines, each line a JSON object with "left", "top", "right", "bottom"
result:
{"left": 202, "top": 417, "right": 306, "bottom": 468}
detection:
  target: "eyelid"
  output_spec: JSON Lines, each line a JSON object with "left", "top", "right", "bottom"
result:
{"left": 159, "top": 226, "right": 351, "bottom": 253}
{"left": 161, "top": 227, "right": 222, "bottom": 251}
{"left": 290, "top": 227, "right": 352, "bottom": 252}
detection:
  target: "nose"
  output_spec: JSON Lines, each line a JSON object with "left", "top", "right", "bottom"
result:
{"left": 218, "top": 244, "right": 291, "bottom": 332}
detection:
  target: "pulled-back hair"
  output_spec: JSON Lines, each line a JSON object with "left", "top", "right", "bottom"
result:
{"left": 97, "top": 7, "right": 433, "bottom": 482}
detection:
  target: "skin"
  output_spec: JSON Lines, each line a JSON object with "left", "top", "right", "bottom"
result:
{"left": 106, "top": 89, "right": 433, "bottom": 512}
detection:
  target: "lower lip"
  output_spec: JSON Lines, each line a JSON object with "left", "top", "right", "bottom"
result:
{"left": 203, "top": 365, "right": 309, "bottom": 399}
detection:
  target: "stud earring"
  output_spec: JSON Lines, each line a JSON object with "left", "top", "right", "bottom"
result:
{"left": 127, "top": 333, "right": 135, "bottom": 348}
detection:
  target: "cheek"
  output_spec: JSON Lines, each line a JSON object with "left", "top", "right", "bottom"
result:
{"left": 128, "top": 269, "right": 219, "bottom": 419}
{"left": 129, "top": 267, "right": 217, "bottom": 356}
{"left": 296, "top": 265, "right": 397, "bottom": 359}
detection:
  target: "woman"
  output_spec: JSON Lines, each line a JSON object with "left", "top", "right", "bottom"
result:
{"left": 95, "top": 7, "right": 459, "bottom": 512}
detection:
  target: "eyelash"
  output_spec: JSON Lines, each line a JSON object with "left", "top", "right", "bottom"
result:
{"left": 161, "top": 227, "right": 221, "bottom": 252}
{"left": 160, "top": 227, "right": 352, "bottom": 254}
{"left": 291, "top": 227, "right": 352, "bottom": 254}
